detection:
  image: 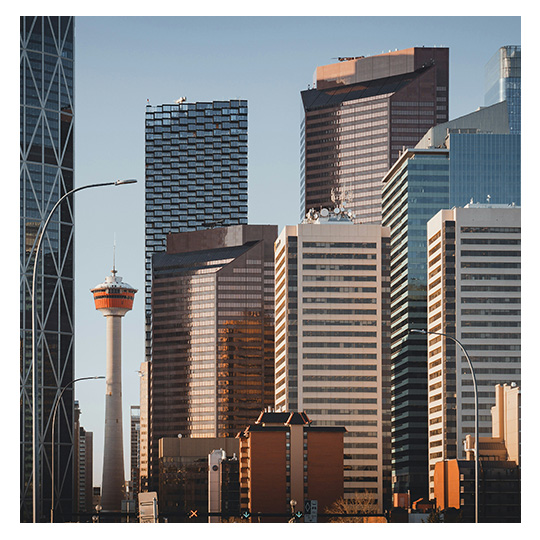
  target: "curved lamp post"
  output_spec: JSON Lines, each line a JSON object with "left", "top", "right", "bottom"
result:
{"left": 410, "top": 328, "right": 479, "bottom": 523}
{"left": 31, "top": 178, "right": 136, "bottom": 522}
{"left": 50, "top": 376, "right": 105, "bottom": 522}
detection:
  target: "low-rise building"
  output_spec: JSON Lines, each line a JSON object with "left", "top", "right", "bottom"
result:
{"left": 237, "top": 411, "right": 345, "bottom": 521}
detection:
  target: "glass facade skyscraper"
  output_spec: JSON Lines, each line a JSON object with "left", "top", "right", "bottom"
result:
{"left": 448, "top": 132, "right": 521, "bottom": 206}
{"left": 147, "top": 225, "right": 276, "bottom": 491}
{"left": 20, "top": 16, "right": 75, "bottom": 522}
{"left": 300, "top": 47, "right": 449, "bottom": 224}
{"left": 144, "top": 100, "right": 248, "bottom": 361}
{"left": 485, "top": 46, "right": 521, "bottom": 134}
{"left": 382, "top": 102, "right": 520, "bottom": 503}
{"left": 382, "top": 148, "right": 450, "bottom": 503}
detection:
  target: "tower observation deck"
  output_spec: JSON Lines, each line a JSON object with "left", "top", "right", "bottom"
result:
{"left": 91, "top": 268, "right": 137, "bottom": 512}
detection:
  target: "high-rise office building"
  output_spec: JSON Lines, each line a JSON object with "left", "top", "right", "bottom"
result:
{"left": 147, "top": 225, "right": 276, "bottom": 490}
{"left": 300, "top": 47, "right": 449, "bottom": 224}
{"left": 20, "top": 16, "right": 75, "bottom": 522}
{"left": 130, "top": 405, "right": 141, "bottom": 499}
{"left": 381, "top": 100, "right": 520, "bottom": 503}
{"left": 426, "top": 205, "right": 521, "bottom": 497}
{"left": 274, "top": 209, "right": 391, "bottom": 512}
{"left": 74, "top": 401, "right": 93, "bottom": 518}
{"left": 484, "top": 46, "right": 521, "bottom": 133}
{"left": 144, "top": 99, "right": 248, "bottom": 361}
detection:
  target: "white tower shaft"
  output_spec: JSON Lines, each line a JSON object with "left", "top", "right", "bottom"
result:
{"left": 101, "top": 314, "right": 125, "bottom": 511}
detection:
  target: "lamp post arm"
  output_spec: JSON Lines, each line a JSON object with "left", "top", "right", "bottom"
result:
{"left": 31, "top": 178, "right": 134, "bottom": 522}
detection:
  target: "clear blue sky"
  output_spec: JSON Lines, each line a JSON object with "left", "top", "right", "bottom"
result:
{"left": 15, "top": 13, "right": 524, "bottom": 489}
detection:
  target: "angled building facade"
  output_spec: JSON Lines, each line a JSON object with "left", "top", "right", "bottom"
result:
{"left": 300, "top": 47, "right": 449, "bottom": 224}
{"left": 147, "top": 225, "right": 276, "bottom": 491}
{"left": 20, "top": 16, "right": 75, "bottom": 522}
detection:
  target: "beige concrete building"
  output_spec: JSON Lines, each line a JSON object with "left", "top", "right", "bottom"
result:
{"left": 426, "top": 205, "right": 521, "bottom": 498}
{"left": 274, "top": 206, "right": 391, "bottom": 511}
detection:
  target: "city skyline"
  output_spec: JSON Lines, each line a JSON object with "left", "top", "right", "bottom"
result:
{"left": 14, "top": 14, "right": 522, "bottom": 491}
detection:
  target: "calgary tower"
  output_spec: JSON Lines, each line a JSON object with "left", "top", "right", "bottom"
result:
{"left": 91, "top": 265, "right": 137, "bottom": 511}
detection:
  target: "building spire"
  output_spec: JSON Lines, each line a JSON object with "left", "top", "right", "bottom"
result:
{"left": 112, "top": 234, "right": 117, "bottom": 276}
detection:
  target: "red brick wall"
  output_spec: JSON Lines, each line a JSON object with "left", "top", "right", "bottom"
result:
{"left": 249, "top": 431, "right": 288, "bottom": 514}
{"left": 306, "top": 431, "right": 344, "bottom": 512}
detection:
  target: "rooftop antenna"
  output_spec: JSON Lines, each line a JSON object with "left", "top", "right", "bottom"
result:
{"left": 112, "top": 234, "right": 117, "bottom": 276}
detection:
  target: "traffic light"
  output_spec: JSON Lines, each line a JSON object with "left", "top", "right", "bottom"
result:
{"left": 241, "top": 511, "right": 251, "bottom": 520}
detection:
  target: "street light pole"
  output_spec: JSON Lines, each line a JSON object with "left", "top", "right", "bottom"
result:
{"left": 50, "top": 376, "right": 105, "bottom": 523}
{"left": 30, "top": 178, "right": 136, "bottom": 522}
{"left": 410, "top": 328, "right": 479, "bottom": 523}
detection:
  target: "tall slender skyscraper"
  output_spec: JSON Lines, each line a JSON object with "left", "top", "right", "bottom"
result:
{"left": 92, "top": 268, "right": 137, "bottom": 511}
{"left": 274, "top": 208, "right": 391, "bottom": 512}
{"left": 426, "top": 204, "right": 521, "bottom": 497}
{"left": 300, "top": 47, "right": 449, "bottom": 224}
{"left": 20, "top": 16, "right": 75, "bottom": 522}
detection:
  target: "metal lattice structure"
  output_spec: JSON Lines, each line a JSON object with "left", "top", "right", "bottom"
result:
{"left": 20, "top": 16, "right": 75, "bottom": 522}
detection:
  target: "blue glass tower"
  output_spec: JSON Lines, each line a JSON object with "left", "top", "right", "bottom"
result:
{"left": 382, "top": 101, "right": 520, "bottom": 502}
{"left": 485, "top": 46, "right": 521, "bottom": 134}
{"left": 382, "top": 149, "right": 450, "bottom": 502}
{"left": 20, "top": 16, "right": 75, "bottom": 522}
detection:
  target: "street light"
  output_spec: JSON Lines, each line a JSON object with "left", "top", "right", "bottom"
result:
{"left": 410, "top": 328, "right": 479, "bottom": 523}
{"left": 30, "top": 178, "right": 136, "bottom": 522}
{"left": 50, "top": 376, "right": 105, "bottom": 523}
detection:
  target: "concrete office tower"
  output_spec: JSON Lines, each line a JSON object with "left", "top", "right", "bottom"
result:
{"left": 148, "top": 225, "right": 276, "bottom": 491}
{"left": 144, "top": 99, "right": 248, "bottom": 362}
{"left": 274, "top": 209, "right": 391, "bottom": 512}
{"left": 485, "top": 46, "right": 521, "bottom": 133}
{"left": 300, "top": 47, "right": 448, "bottom": 224}
{"left": 426, "top": 205, "right": 520, "bottom": 498}
{"left": 91, "top": 268, "right": 137, "bottom": 511}
{"left": 20, "top": 16, "right": 75, "bottom": 522}
{"left": 382, "top": 100, "right": 520, "bottom": 504}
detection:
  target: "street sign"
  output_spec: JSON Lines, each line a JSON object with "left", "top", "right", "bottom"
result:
{"left": 304, "top": 499, "right": 318, "bottom": 523}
